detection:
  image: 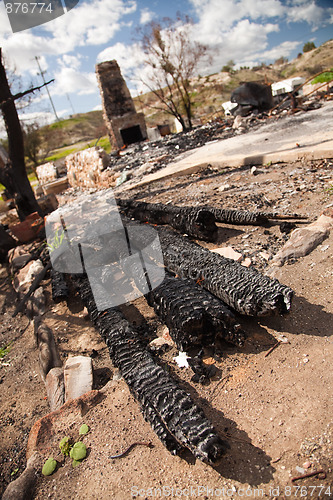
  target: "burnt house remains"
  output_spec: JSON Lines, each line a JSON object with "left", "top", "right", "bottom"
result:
{"left": 96, "top": 60, "right": 147, "bottom": 150}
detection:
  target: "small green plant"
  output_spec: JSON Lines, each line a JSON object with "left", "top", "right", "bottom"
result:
{"left": 0, "top": 343, "right": 11, "bottom": 359}
{"left": 59, "top": 436, "right": 71, "bottom": 456}
{"left": 11, "top": 468, "right": 19, "bottom": 476}
{"left": 70, "top": 442, "right": 87, "bottom": 467}
{"left": 42, "top": 425, "right": 89, "bottom": 476}
{"left": 42, "top": 458, "right": 57, "bottom": 476}
{"left": 46, "top": 227, "right": 65, "bottom": 254}
{"left": 79, "top": 424, "right": 89, "bottom": 435}
{"left": 325, "top": 183, "right": 333, "bottom": 195}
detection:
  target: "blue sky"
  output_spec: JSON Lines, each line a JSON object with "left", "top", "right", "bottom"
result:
{"left": 0, "top": 0, "right": 332, "bottom": 130}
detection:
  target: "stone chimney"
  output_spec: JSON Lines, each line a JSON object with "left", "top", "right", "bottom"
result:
{"left": 96, "top": 60, "right": 147, "bottom": 150}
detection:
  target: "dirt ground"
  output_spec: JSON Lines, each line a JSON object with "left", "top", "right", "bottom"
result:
{"left": 0, "top": 156, "right": 332, "bottom": 499}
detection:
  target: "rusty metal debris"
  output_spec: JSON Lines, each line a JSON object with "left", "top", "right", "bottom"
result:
{"left": 109, "top": 442, "right": 153, "bottom": 459}
{"left": 291, "top": 469, "right": 327, "bottom": 482}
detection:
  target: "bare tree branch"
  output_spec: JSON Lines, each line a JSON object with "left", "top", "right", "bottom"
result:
{"left": 0, "top": 79, "right": 54, "bottom": 108}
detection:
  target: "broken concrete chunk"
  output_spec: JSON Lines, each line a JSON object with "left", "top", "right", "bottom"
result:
{"left": 64, "top": 356, "right": 93, "bottom": 401}
{"left": 45, "top": 367, "right": 65, "bottom": 412}
{"left": 211, "top": 246, "right": 243, "bottom": 262}
{"left": 271, "top": 213, "right": 333, "bottom": 267}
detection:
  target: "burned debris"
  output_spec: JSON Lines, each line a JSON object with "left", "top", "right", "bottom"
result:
{"left": 147, "top": 273, "right": 245, "bottom": 352}
{"left": 50, "top": 269, "right": 68, "bottom": 303}
{"left": 118, "top": 199, "right": 218, "bottom": 241}
{"left": 231, "top": 82, "right": 273, "bottom": 117}
{"left": 156, "top": 226, "right": 293, "bottom": 316}
{"left": 76, "top": 275, "right": 229, "bottom": 464}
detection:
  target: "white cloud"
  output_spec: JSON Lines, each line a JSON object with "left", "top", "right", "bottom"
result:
{"left": 51, "top": 67, "right": 97, "bottom": 95}
{"left": 97, "top": 41, "right": 145, "bottom": 75}
{"left": 0, "top": 0, "right": 137, "bottom": 74}
{"left": 252, "top": 40, "right": 302, "bottom": 61}
{"left": 44, "top": 0, "right": 137, "bottom": 48}
{"left": 60, "top": 55, "right": 83, "bottom": 70}
{"left": 140, "top": 8, "right": 154, "bottom": 25}
{"left": 287, "top": 2, "right": 332, "bottom": 30}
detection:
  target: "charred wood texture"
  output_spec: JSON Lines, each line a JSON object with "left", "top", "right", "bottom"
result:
{"left": 117, "top": 199, "right": 218, "bottom": 242}
{"left": 76, "top": 275, "right": 229, "bottom": 463}
{"left": 155, "top": 226, "right": 293, "bottom": 316}
{"left": 147, "top": 274, "right": 245, "bottom": 351}
{"left": 51, "top": 269, "right": 69, "bottom": 303}
{"left": 204, "top": 207, "right": 269, "bottom": 226}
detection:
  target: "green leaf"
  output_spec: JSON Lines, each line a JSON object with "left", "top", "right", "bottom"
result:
{"left": 11, "top": 468, "right": 19, "bottom": 476}
{"left": 42, "top": 458, "right": 57, "bottom": 476}
{"left": 70, "top": 442, "right": 87, "bottom": 461}
{"left": 72, "top": 459, "right": 81, "bottom": 468}
{"left": 79, "top": 424, "right": 89, "bottom": 435}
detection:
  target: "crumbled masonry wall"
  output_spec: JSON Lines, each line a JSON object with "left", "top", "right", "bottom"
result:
{"left": 36, "top": 162, "right": 57, "bottom": 185}
{"left": 96, "top": 59, "right": 147, "bottom": 150}
{"left": 66, "top": 147, "right": 115, "bottom": 189}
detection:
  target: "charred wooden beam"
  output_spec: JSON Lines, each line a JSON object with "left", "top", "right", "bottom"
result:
{"left": 204, "top": 207, "right": 269, "bottom": 225}
{"left": 51, "top": 269, "right": 69, "bottom": 303}
{"left": 117, "top": 199, "right": 218, "bottom": 242}
{"left": 154, "top": 226, "right": 293, "bottom": 316}
{"left": 147, "top": 273, "right": 245, "bottom": 351}
{"left": 76, "top": 275, "right": 229, "bottom": 463}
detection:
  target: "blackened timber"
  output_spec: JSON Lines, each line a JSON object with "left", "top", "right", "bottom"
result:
{"left": 156, "top": 226, "right": 293, "bottom": 316}
{"left": 117, "top": 199, "right": 218, "bottom": 242}
{"left": 51, "top": 269, "right": 69, "bottom": 303}
{"left": 204, "top": 207, "right": 269, "bottom": 225}
{"left": 147, "top": 274, "right": 245, "bottom": 351}
{"left": 76, "top": 275, "right": 229, "bottom": 463}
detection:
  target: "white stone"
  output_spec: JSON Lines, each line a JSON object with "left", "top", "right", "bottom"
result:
{"left": 64, "top": 356, "right": 93, "bottom": 401}
{"left": 211, "top": 246, "right": 242, "bottom": 262}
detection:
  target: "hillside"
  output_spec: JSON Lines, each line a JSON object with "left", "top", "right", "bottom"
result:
{"left": 39, "top": 38, "right": 333, "bottom": 159}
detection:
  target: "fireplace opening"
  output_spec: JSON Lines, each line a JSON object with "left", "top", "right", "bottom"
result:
{"left": 120, "top": 125, "right": 144, "bottom": 146}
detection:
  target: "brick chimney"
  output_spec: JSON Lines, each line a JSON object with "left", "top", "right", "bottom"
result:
{"left": 96, "top": 60, "right": 147, "bottom": 150}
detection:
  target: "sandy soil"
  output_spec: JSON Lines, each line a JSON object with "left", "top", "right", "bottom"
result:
{"left": 0, "top": 157, "right": 332, "bottom": 499}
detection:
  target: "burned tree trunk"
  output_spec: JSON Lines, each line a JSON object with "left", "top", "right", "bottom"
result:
{"left": 117, "top": 199, "right": 218, "bottom": 241}
{"left": 147, "top": 273, "right": 245, "bottom": 351}
{"left": 0, "top": 48, "right": 42, "bottom": 220}
{"left": 76, "top": 275, "right": 229, "bottom": 463}
{"left": 155, "top": 226, "right": 293, "bottom": 316}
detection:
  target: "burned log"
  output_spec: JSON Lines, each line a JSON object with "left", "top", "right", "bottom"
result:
{"left": 204, "top": 207, "right": 269, "bottom": 226}
{"left": 155, "top": 226, "right": 293, "bottom": 316}
{"left": 147, "top": 273, "right": 245, "bottom": 351}
{"left": 117, "top": 199, "right": 218, "bottom": 242}
{"left": 118, "top": 198, "right": 270, "bottom": 231}
{"left": 76, "top": 275, "right": 229, "bottom": 463}
{"left": 51, "top": 269, "right": 69, "bottom": 303}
